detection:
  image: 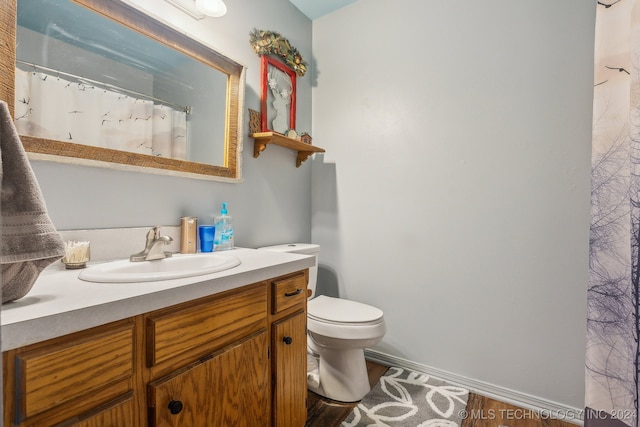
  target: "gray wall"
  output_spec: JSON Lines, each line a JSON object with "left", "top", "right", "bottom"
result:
{"left": 311, "top": 0, "right": 594, "bottom": 410}
{"left": 28, "top": 0, "right": 313, "bottom": 250}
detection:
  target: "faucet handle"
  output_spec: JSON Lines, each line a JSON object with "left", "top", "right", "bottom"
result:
{"left": 143, "top": 226, "right": 163, "bottom": 247}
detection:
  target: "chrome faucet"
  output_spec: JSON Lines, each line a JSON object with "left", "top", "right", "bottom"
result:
{"left": 130, "top": 226, "right": 173, "bottom": 262}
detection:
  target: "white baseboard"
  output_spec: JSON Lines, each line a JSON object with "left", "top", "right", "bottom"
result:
{"left": 364, "top": 349, "right": 584, "bottom": 426}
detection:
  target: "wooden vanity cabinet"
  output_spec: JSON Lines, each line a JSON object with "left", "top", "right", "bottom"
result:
{"left": 2, "top": 270, "right": 308, "bottom": 427}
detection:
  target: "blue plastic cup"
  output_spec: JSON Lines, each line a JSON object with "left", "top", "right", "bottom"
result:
{"left": 198, "top": 225, "right": 215, "bottom": 252}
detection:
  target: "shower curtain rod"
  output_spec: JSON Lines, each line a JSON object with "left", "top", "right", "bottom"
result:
{"left": 16, "top": 60, "right": 191, "bottom": 114}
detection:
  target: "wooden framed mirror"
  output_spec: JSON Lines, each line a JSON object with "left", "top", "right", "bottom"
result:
{"left": 0, "top": 0, "right": 245, "bottom": 181}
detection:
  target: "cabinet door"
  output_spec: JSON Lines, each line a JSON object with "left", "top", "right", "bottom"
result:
{"left": 272, "top": 311, "right": 307, "bottom": 427}
{"left": 148, "top": 331, "right": 269, "bottom": 427}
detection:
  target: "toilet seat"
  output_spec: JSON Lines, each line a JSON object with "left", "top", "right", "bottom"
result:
{"left": 307, "top": 296, "right": 386, "bottom": 341}
{"left": 308, "top": 295, "right": 383, "bottom": 325}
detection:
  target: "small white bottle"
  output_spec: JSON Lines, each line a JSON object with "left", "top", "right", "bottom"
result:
{"left": 214, "top": 202, "right": 234, "bottom": 251}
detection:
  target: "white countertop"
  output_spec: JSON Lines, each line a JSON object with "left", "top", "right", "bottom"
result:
{"left": 1, "top": 248, "right": 314, "bottom": 351}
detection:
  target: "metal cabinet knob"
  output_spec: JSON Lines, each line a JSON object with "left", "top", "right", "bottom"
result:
{"left": 283, "top": 336, "right": 293, "bottom": 345}
{"left": 168, "top": 400, "right": 183, "bottom": 415}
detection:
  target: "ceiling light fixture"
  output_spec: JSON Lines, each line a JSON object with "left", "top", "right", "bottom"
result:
{"left": 164, "top": 0, "right": 227, "bottom": 19}
{"left": 195, "top": 0, "right": 227, "bottom": 17}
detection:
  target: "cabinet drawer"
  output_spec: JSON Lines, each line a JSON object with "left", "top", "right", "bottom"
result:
{"left": 272, "top": 272, "right": 307, "bottom": 314}
{"left": 15, "top": 324, "right": 134, "bottom": 421}
{"left": 147, "top": 284, "right": 267, "bottom": 367}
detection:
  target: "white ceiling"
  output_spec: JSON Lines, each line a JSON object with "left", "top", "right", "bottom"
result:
{"left": 288, "top": 0, "right": 358, "bottom": 20}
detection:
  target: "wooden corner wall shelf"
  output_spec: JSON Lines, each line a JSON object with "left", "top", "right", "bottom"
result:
{"left": 250, "top": 132, "right": 325, "bottom": 167}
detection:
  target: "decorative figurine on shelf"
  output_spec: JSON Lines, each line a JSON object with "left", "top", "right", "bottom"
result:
{"left": 300, "top": 132, "right": 312, "bottom": 145}
{"left": 249, "top": 109, "right": 261, "bottom": 134}
{"left": 285, "top": 129, "right": 298, "bottom": 140}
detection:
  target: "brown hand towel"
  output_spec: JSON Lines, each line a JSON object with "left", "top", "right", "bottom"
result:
{"left": 0, "top": 100, "right": 65, "bottom": 303}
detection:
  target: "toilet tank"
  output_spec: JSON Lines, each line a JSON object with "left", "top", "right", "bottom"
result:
{"left": 258, "top": 243, "right": 319, "bottom": 298}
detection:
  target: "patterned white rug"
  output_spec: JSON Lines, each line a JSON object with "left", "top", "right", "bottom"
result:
{"left": 341, "top": 367, "right": 470, "bottom": 427}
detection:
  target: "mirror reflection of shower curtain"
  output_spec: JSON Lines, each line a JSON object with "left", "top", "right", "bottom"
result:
{"left": 152, "top": 105, "right": 187, "bottom": 160}
{"left": 14, "top": 68, "right": 187, "bottom": 159}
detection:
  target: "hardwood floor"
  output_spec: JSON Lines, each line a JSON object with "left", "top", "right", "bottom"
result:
{"left": 305, "top": 361, "right": 578, "bottom": 427}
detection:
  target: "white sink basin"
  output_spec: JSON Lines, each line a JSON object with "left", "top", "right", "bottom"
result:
{"left": 78, "top": 253, "right": 241, "bottom": 283}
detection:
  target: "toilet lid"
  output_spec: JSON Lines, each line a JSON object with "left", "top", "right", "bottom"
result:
{"left": 308, "top": 295, "right": 384, "bottom": 324}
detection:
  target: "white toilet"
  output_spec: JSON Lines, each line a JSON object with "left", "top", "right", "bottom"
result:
{"left": 259, "top": 243, "right": 386, "bottom": 402}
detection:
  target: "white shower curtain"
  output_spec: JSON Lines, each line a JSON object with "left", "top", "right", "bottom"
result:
{"left": 14, "top": 68, "right": 187, "bottom": 159}
{"left": 587, "top": 1, "right": 640, "bottom": 426}
{"left": 152, "top": 104, "right": 187, "bottom": 160}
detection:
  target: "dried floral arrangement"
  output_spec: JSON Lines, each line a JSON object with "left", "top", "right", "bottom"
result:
{"left": 249, "top": 29, "right": 307, "bottom": 77}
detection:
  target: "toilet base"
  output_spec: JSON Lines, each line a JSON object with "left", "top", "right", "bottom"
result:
{"left": 307, "top": 346, "right": 371, "bottom": 402}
